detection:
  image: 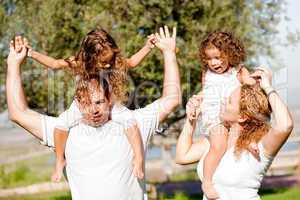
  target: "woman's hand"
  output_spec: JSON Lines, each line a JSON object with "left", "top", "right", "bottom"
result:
{"left": 154, "top": 26, "right": 176, "bottom": 53}
{"left": 250, "top": 66, "right": 273, "bottom": 93}
{"left": 186, "top": 93, "right": 203, "bottom": 123}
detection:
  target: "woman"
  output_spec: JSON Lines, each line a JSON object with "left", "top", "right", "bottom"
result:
{"left": 176, "top": 67, "right": 293, "bottom": 200}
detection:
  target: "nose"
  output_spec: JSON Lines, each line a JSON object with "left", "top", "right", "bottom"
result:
{"left": 90, "top": 104, "right": 99, "bottom": 115}
{"left": 211, "top": 58, "right": 220, "bottom": 66}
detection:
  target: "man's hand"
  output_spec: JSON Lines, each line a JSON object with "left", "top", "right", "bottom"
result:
{"left": 7, "top": 36, "right": 27, "bottom": 66}
{"left": 154, "top": 26, "right": 176, "bottom": 53}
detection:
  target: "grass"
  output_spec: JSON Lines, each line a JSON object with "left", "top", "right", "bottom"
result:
{"left": 0, "top": 190, "right": 71, "bottom": 200}
{"left": 2, "top": 187, "right": 300, "bottom": 200}
{"left": 158, "top": 187, "right": 300, "bottom": 200}
{"left": 0, "top": 154, "right": 54, "bottom": 188}
{"left": 261, "top": 187, "right": 300, "bottom": 200}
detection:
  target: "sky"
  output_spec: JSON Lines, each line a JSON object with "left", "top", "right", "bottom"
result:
{"left": 273, "top": 0, "right": 300, "bottom": 109}
{"left": 275, "top": 0, "right": 300, "bottom": 129}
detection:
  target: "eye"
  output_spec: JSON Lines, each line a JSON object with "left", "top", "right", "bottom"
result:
{"left": 95, "top": 99, "right": 105, "bottom": 105}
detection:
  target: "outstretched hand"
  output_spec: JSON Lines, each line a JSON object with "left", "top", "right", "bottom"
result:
{"left": 154, "top": 26, "right": 176, "bottom": 53}
{"left": 7, "top": 36, "right": 27, "bottom": 66}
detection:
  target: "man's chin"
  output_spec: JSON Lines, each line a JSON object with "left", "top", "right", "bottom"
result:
{"left": 89, "top": 121, "right": 104, "bottom": 127}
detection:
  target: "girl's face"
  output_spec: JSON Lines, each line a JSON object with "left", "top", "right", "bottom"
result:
{"left": 205, "top": 45, "right": 229, "bottom": 74}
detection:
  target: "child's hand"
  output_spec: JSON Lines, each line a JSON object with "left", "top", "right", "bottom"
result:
{"left": 186, "top": 93, "right": 203, "bottom": 123}
{"left": 133, "top": 158, "right": 144, "bottom": 179}
{"left": 154, "top": 26, "right": 176, "bottom": 53}
{"left": 23, "top": 37, "right": 33, "bottom": 57}
{"left": 250, "top": 66, "right": 273, "bottom": 92}
{"left": 146, "top": 34, "right": 156, "bottom": 49}
{"left": 7, "top": 36, "right": 27, "bottom": 66}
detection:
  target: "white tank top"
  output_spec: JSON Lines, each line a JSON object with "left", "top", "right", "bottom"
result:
{"left": 199, "top": 68, "right": 241, "bottom": 136}
{"left": 197, "top": 142, "right": 274, "bottom": 200}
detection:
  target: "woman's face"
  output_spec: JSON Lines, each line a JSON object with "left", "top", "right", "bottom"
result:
{"left": 220, "top": 87, "right": 241, "bottom": 124}
{"left": 205, "top": 45, "right": 229, "bottom": 74}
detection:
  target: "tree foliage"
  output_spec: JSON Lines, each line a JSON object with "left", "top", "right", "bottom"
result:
{"left": 0, "top": 0, "right": 287, "bottom": 119}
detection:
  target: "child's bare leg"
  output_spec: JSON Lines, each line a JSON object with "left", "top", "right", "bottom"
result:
{"left": 125, "top": 124, "right": 144, "bottom": 179}
{"left": 202, "top": 125, "right": 228, "bottom": 199}
{"left": 52, "top": 128, "right": 68, "bottom": 182}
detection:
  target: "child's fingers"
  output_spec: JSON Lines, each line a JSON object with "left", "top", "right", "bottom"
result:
{"left": 250, "top": 70, "right": 262, "bottom": 78}
{"left": 23, "top": 37, "right": 30, "bottom": 48}
{"left": 148, "top": 34, "right": 155, "bottom": 39}
{"left": 155, "top": 32, "right": 161, "bottom": 41}
{"left": 15, "top": 36, "right": 22, "bottom": 52}
{"left": 164, "top": 25, "right": 170, "bottom": 38}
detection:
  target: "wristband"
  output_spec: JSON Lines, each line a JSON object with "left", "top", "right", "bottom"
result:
{"left": 267, "top": 90, "right": 276, "bottom": 98}
{"left": 263, "top": 86, "right": 274, "bottom": 95}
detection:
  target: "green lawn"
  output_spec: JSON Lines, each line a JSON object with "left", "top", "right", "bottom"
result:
{"left": 0, "top": 190, "right": 71, "bottom": 200}
{"left": 1, "top": 187, "right": 300, "bottom": 200}
{"left": 0, "top": 154, "right": 54, "bottom": 189}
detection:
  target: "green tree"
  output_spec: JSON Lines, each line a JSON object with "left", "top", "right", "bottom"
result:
{"left": 0, "top": 0, "right": 291, "bottom": 122}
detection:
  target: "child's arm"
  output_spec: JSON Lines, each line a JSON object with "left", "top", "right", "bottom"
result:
{"left": 111, "top": 103, "right": 144, "bottom": 178}
{"left": 24, "top": 38, "right": 73, "bottom": 70}
{"left": 125, "top": 124, "right": 144, "bottom": 179}
{"left": 52, "top": 128, "right": 68, "bottom": 182}
{"left": 238, "top": 66, "right": 256, "bottom": 85}
{"left": 126, "top": 34, "right": 156, "bottom": 68}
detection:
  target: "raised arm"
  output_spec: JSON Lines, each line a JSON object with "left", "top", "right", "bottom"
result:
{"left": 154, "top": 26, "right": 182, "bottom": 123}
{"left": 126, "top": 34, "right": 156, "bottom": 68}
{"left": 6, "top": 36, "right": 44, "bottom": 140}
{"left": 176, "top": 94, "right": 209, "bottom": 164}
{"left": 252, "top": 67, "right": 294, "bottom": 156}
{"left": 24, "top": 38, "right": 71, "bottom": 70}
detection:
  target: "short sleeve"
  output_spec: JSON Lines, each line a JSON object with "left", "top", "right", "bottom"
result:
{"left": 56, "top": 100, "right": 82, "bottom": 131}
{"left": 132, "top": 100, "right": 160, "bottom": 146}
{"left": 40, "top": 115, "right": 58, "bottom": 148}
{"left": 111, "top": 103, "right": 137, "bottom": 129}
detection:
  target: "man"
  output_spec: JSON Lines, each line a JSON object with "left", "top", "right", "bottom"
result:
{"left": 6, "top": 26, "right": 181, "bottom": 199}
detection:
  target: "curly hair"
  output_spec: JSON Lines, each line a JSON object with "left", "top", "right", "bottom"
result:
{"left": 234, "top": 84, "right": 272, "bottom": 158}
{"left": 199, "top": 31, "right": 246, "bottom": 83}
{"left": 66, "top": 28, "right": 128, "bottom": 102}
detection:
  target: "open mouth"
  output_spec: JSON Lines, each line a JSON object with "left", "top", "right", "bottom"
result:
{"left": 214, "top": 66, "right": 222, "bottom": 72}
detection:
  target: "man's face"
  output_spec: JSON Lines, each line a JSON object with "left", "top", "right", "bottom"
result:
{"left": 204, "top": 45, "right": 230, "bottom": 74}
{"left": 78, "top": 80, "right": 111, "bottom": 127}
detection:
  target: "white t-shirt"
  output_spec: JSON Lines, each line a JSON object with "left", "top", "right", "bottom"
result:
{"left": 41, "top": 101, "right": 160, "bottom": 200}
{"left": 197, "top": 142, "right": 274, "bottom": 200}
{"left": 198, "top": 68, "right": 240, "bottom": 136}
